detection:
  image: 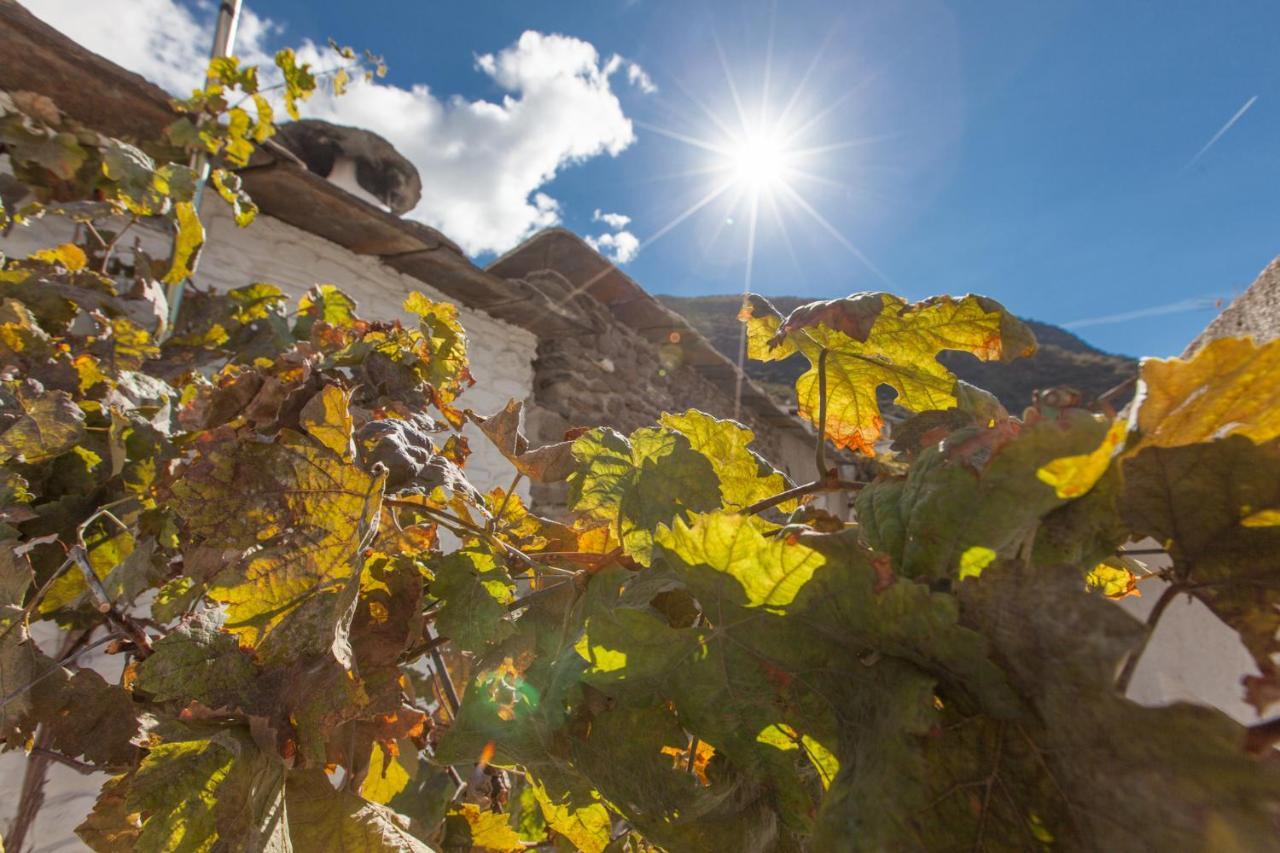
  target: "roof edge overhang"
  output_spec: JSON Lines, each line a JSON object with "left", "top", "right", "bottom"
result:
{"left": 0, "top": 0, "right": 592, "bottom": 338}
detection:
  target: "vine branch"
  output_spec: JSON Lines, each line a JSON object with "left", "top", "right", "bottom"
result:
{"left": 744, "top": 477, "right": 865, "bottom": 517}
{"left": 815, "top": 348, "right": 830, "bottom": 479}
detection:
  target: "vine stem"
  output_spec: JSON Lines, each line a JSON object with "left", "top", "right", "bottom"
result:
{"left": 386, "top": 500, "right": 565, "bottom": 576}
{"left": 1115, "top": 583, "right": 1182, "bottom": 695}
{"left": 1097, "top": 376, "right": 1137, "bottom": 410}
{"left": 97, "top": 216, "right": 138, "bottom": 274}
{"left": 743, "top": 477, "right": 865, "bottom": 517}
{"left": 430, "top": 641, "right": 463, "bottom": 718}
{"left": 488, "top": 472, "right": 523, "bottom": 533}
{"left": 815, "top": 348, "right": 830, "bottom": 479}
{"left": 398, "top": 633, "right": 449, "bottom": 664}
{"left": 506, "top": 581, "right": 571, "bottom": 613}
{"left": 427, "top": 634, "right": 467, "bottom": 793}
{"left": 69, "top": 506, "right": 156, "bottom": 658}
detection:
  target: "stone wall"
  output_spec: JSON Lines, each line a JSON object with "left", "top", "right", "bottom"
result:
{"left": 0, "top": 202, "right": 540, "bottom": 498}
{"left": 515, "top": 271, "right": 829, "bottom": 512}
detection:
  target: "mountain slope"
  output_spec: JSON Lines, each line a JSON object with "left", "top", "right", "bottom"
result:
{"left": 658, "top": 294, "right": 1137, "bottom": 412}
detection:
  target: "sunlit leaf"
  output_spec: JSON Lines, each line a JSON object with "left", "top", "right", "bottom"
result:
{"left": 122, "top": 730, "right": 289, "bottom": 853}
{"left": 169, "top": 432, "right": 384, "bottom": 664}
{"left": 162, "top": 201, "right": 204, "bottom": 285}
{"left": 210, "top": 168, "right": 257, "bottom": 227}
{"left": 275, "top": 48, "right": 318, "bottom": 121}
{"left": 287, "top": 769, "right": 430, "bottom": 851}
{"left": 741, "top": 292, "right": 1035, "bottom": 454}
{"left": 527, "top": 777, "right": 611, "bottom": 853}
{"left": 30, "top": 242, "right": 87, "bottom": 271}
{"left": 443, "top": 803, "right": 524, "bottom": 853}
{"left": 1036, "top": 418, "right": 1127, "bottom": 499}
{"left": 1132, "top": 336, "right": 1280, "bottom": 451}
{"left": 300, "top": 383, "right": 355, "bottom": 461}
{"left": 655, "top": 511, "right": 823, "bottom": 610}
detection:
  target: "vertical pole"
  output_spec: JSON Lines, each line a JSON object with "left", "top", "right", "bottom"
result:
{"left": 164, "top": 0, "right": 243, "bottom": 335}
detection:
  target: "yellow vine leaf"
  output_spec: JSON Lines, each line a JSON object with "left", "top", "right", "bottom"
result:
{"left": 1037, "top": 419, "right": 1128, "bottom": 499}
{"left": 1131, "top": 336, "right": 1280, "bottom": 451}
{"left": 527, "top": 778, "right": 611, "bottom": 853}
{"left": 1242, "top": 508, "right": 1280, "bottom": 528}
{"left": 444, "top": 803, "right": 524, "bottom": 853}
{"left": 741, "top": 292, "right": 1035, "bottom": 454}
{"left": 300, "top": 384, "right": 355, "bottom": 461}
{"left": 1085, "top": 559, "right": 1141, "bottom": 599}
{"left": 30, "top": 242, "right": 86, "bottom": 271}
{"left": 655, "top": 511, "right": 825, "bottom": 609}
{"left": 360, "top": 743, "right": 411, "bottom": 804}
{"left": 163, "top": 201, "right": 205, "bottom": 285}
{"left": 958, "top": 545, "right": 998, "bottom": 580}
{"left": 171, "top": 434, "right": 382, "bottom": 661}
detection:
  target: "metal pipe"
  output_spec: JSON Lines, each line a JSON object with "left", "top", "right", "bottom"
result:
{"left": 209, "top": 0, "right": 244, "bottom": 63}
{"left": 164, "top": 0, "right": 243, "bottom": 335}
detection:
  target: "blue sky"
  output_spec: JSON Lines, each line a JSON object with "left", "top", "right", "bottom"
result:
{"left": 29, "top": 0, "right": 1280, "bottom": 357}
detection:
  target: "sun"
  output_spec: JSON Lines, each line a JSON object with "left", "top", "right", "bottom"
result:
{"left": 727, "top": 130, "right": 791, "bottom": 192}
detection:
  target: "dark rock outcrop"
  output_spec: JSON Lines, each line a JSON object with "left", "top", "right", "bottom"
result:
{"left": 273, "top": 119, "right": 421, "bottom": 215}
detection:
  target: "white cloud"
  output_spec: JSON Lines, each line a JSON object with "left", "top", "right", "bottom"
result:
{"left": 626, "top": 63, "right": 657, "bottom": 94}
{"left": 586, "top": 230, "right": 640, "bottom": 264}
{"left": 23, "top": 0, "right": 275, "bottom": 95}
{"left": 602, "top": 54, "right": 657, "bottom": 94}
{"left": 592, "top": 209, "right": 632, "bottom": 229}
{"left": 22, "top": 1, "right": 655, "bottom": 257}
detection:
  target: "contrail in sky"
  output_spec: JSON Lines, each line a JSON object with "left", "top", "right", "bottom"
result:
{"left": 1064, "top": 296, "right": 1223, "bottom": 329}
{"left": 1182, "top": 95, "right": 1258, "bottom": 171}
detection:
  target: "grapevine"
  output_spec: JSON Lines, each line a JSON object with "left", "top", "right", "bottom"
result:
{"left": 1, "top": 51, "right": 1279, "bottom": 852}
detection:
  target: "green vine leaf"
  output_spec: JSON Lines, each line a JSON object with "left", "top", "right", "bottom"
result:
{"left": 0, "top": 388, "right": 85, "bottom": 464}
{"left": 123, "top": 730, "right": 287, "bottom": 853}
{"left": 429, "top": 545, "right": 515, "bottom": 654}
{"left": 856, "top": 409, "right": 1112, "bottom": 579}
{"left": 134, "top": 616, "right": 257, "bottom": 709}
{"left": 286, "top": 768, "right": 431, "bottom": 851}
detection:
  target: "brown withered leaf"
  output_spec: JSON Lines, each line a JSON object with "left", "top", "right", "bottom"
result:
{"left": 473, "top": 399, "right": 576, "bottom": 483}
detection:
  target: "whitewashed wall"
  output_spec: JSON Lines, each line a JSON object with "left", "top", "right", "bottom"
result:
{"left": 1118, "top": 548, "right": 1261, "bottom": 725}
